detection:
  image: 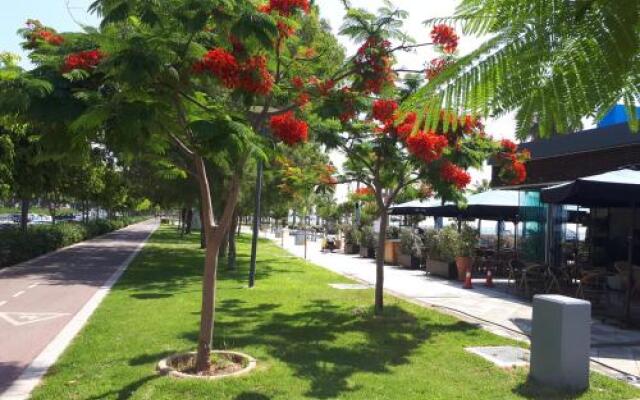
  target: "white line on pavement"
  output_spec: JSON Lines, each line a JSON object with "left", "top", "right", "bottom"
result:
{"left": 12, "top": 291, "right": 25, "bottom": 298}
{"left": 27, "top": 284, "right": 39, "bottom": 289}
{"left": 0, "top": 301, "right": 7, "bottom": 307}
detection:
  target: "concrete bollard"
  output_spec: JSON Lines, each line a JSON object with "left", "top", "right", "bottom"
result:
{"left": 530, "top": 295, "right": 591, "bottom": 392}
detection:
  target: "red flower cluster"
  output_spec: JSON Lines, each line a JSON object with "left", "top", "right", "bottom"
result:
{"left": 440, "top": 162, "right": 471, "bottom": 189}
{"left": 260, "top": 0, "right": 310, "bottom": 16}
{"left": 501, "top": 139, "right": 518, "bottom": 153}
{"left": 354, "top": 36, "right": 394, "bottom": 94}
{"left": 62, "top": 50, "right": 104, "bottom": 73}
{"left": 296, "top": 92, "right": 310, "bottom": 107}
{"left": 194, "top": 49, "right": 273, "bottom": 95}
{"left": 238, "top": 55, "right": 273, "bottom": 95}
{"left": 372, "top": 99, "right": 398, "bottom": 123}
{"left": 35, "top": 30, "right": 64, "bottom": 46}
{"left": 270, "top": 112, "right": 308, "bottom": 145}
{"left": 291, "top": 76, "right": 305, "bottom": 90}
{"left": 497, "top": 139, "right": 529, "bottom": 184}
{"left": 355, "top": 187, "right": 374, "bottom": 197}
{"left": 406, "top": 131, "right": 449, "bottom": 162}
{"left": 425, "top": 57, "right": 450, "bottom": 80}
{"left": 431, "top": 24, "right": 459, "bottom": 53}
{"left": 193, "top": 48, "right": 240, "bottom": 88}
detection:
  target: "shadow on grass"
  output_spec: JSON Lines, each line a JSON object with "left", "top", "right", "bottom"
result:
{"left": 513, "top": 377, "right": 588, "bottom": 400}
{"left": 85, "top": 375, "right": 159, "bottom": 400}
{"left": 184, "top": 296, "right": 475, "bottom": 399}
{"left": 234, "top": 392, "right": 271, "bottom": 400}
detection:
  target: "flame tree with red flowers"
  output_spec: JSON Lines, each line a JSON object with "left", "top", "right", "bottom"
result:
{"left": 4, "top": 0, "right": 344, "bottom": 374}
{"left": 310, "top": 2, "right": 529, "bottom": 315}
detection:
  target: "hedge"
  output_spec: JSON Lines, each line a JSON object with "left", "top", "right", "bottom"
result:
{"left": 0, "top": 216, "right": 149, "bottom": 269}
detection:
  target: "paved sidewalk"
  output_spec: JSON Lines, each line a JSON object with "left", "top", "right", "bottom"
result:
{"left": 262, "top": 229, "right": 640, "bottom": 385}
{"left": 0, "top": 220, "right": 158, "bottom": 399}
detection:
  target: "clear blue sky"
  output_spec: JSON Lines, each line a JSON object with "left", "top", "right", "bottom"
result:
{"left": 0, "top": 0, "right": 98, "bottom": 68}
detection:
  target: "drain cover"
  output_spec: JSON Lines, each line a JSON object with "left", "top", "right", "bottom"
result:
{"left": 329, "top": 283, "right": 370, "bottom": 290}
{"left": 466, "top": 346, "right": 529, "bottom": 368}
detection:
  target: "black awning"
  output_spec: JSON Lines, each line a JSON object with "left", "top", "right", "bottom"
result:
{"left": 541, "top": 169, "right": 640, "bottom": 207}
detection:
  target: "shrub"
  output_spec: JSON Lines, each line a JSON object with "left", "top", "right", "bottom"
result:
{"left": 385, "top": 226, "right": 400, "bottom": 240}
{"left": 435, "top": 226, "right": 458, "bottom": 261}
{"left": 342, "top": 224, "right": 357, "bottom": 245}
{"left": 422, "top": 229, "right": 440, "bottom": 259}
{"left": 399, "top": 229, "right": 423, "bottom": 258}
{"left": 357, "top": 225, "right": 376, "bottom": 248}
{"left": 0, "top": 217, "right": 147, "bottom": 269}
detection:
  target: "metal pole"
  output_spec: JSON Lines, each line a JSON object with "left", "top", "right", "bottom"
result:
{"left": 248, "top": 160, "right": 264, "bottom": 288}
{"left": 625, "top": 203, "right": 636, "bottom": 324}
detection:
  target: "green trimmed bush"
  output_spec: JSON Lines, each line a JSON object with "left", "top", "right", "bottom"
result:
{"left": 0, "top": 217, "right": 148, "bottom": 269}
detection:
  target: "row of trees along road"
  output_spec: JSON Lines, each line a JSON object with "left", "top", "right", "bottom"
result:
{"left": 0, "top": 0, "right": 527, "bottom": 373}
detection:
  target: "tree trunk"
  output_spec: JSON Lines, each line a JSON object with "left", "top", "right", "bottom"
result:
{"left": 20, "top": 199, "right": 29, "bottom": 232}
{"left": 375, "top": 207, "right": 388, "bottom": 315}
{"left": 200, "top": 206, "right": 206, "bottom": 249}
{"left": 193, "top": 155, "right": 243, "bottom": 373}
{"left": 219, "top": 230, "right": 229, "bottom": 260}
{"left": 228, "top": 209, "right": 239, "bottom": 270}
{"left": 185, "top": 208, "right": 193, "bottom": 234}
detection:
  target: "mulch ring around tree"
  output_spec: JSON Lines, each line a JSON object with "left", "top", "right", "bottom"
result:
{"left": 157, "top": 350, "right": 256, "bottom": 379}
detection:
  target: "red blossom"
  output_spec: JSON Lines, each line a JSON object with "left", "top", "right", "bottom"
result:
{"left": 261, "top": 0, "right": 310, "bottom": 16}
{"left": 296, "top": 92, "right": 310, "bottom": 106}
{"left": 62, "top": 49, "right": 104, "bottom": 73}
{"left": 372, "top": 99, "right": 398, "bottom": 123}
{"left": 501, "top": 139, "right": 518, "bottom": 153}
{"left": 315, "top": 79, "right": 335, "bottom": 96}
{"left": 354, "top": 36, "right": 395, "bottom": 94}
{"left": 277, "top": 20, "right": 296, "bottom": 37}
{"left": 291, "top": 76, "right": 305, "bottom": 89}
{"left": 193, "top": 48, "right": 240, "bottom": 88}
{"left": 355, "top": 187, "right": 374, "bottom": 197}
{"left": 440, "top": 162, "right": 471, "bottom": 189}
{"left": 425, "top": 57, "right": 449, "bottom": 80}
{"left": 238, "top": 55, "right": 274, "bottom": 95}
{"left": 431, "top": 24, "right": 459, "bottom": 53}
{"left": 395, "top": 112, "right": 418, "bottom": 140}
{"left": 511, "top": 161, "right": 527, "bottom": 184}
{"left": 270, "top": 112, "right": 308, "bottom": 145}
{"left": 406, "top": 131, "right": 449, "bottom": 162}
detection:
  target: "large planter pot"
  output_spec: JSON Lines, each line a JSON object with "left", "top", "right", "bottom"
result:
{"left": 426, "top": 258, "right": 456, "bottom": 279}
{"left": 359, "top": 246, "right": 375, "bottom": 258}
{"left": 398, "top": 252, "right": 421, "bottom": 269}
{"left": 455, "top": 256, "right": 473, "bottom": 281}
{"left": 344, "top": 243, "right": 360, "bottom": 254}
{"left": 384, "top": 240, "right": 400, "bottom": 265}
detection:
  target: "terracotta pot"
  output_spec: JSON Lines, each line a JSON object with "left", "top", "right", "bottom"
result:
{"left": 455, "top": 256, "right": 473, "bottom": 281}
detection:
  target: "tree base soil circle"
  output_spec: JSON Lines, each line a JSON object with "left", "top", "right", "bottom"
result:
{"left": 157, "top": 350, "right": 256, "bottom": 379}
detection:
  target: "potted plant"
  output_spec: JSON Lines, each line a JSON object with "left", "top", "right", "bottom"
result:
{"left": 342, "top": 224, "right": 360, "bottom": 254}
{"left": 454, "top": 224, "right": 479, "bottom": 281}
{"left": 384, "top": 226, "right": 401, "bottom": 265}
{"left": 398, "top": 229, "right": 422, "bottom": 269}
{"left": 424, "top": 227, "right": 457, "bottom": 279}
{"left": 358, "top": 226, "right": 376, "bottom": 258}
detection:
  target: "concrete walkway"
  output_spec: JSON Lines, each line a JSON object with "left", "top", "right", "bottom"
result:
{"left": 263, "top": 229, "right": 640, "bottom": 386}
{"left": 0, "top": 220, "right": 157, "bottom": 399}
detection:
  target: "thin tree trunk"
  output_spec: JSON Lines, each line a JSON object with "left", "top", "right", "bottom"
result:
{"left": 375, "top": 207, "right": 388, "bottom": 315}
{"left": 20, "top": 199, "right": 29, "bottom": 232}
{"left": 194, "top": 155, "right": 244, "bottom": 373}
{"left": 228, "top": 208, "right": 239, "bottom": 270}
{"left": 186, "top": 207, "right": 193, "bottom": 234}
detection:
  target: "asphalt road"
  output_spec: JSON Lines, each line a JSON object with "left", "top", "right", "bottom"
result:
{"left": 0, "top": 220, "right": 157, "bottom": 397}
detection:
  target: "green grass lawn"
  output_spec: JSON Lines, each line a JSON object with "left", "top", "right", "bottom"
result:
{"left": 30, "top": 227, "right": 640, "bottom": 400}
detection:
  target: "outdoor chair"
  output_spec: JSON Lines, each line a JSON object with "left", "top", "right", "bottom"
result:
{"left": 576, "top": 268, "right": 608, "bottom": 305}
{"left": 520, "top": 264, "right": 550, "bottom": 298}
